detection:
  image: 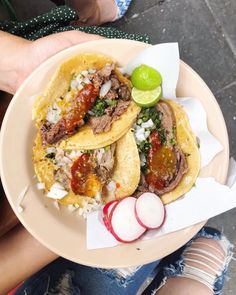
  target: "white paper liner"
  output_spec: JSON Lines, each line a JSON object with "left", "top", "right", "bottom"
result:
{"left": 86, "top": 43, "right": 233, "bottom": 250}
{"left": 177, "top": 97, "right": 223, "bottom": 167}
{"left": 124, "top": 43, "right": 179, "bottom": 99}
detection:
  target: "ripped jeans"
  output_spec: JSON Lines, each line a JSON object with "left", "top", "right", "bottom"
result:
{"left": 14, "top": 227, "right": 233, "bottom": 295}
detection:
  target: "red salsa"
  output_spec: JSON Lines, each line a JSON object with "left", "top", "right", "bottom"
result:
{"left": 65, "top": 84, "right": 98, "bottom": 133}
{"left": 145, "top": 131, "right": 177, "bottom": 189}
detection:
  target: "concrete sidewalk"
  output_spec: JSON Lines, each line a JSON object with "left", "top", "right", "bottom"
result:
{"left": 0, "top": 1, "right": 236, "bottom": 293}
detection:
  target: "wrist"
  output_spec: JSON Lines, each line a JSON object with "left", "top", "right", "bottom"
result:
{"left": 0, "top": 32, "right": 31, "bottom": 94}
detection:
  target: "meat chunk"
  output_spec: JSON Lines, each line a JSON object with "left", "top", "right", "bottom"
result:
{"left": 118, "top": 84, "right": 131, "bottom": 101}
{"left": 112, "top": 100, "right": 130, "bottom": 121}
{"left": 41, "top": 118, "right": 84, "bottom": 145}
{"left": 98, "top": 63, "right": 115, "bottom": 78}
{"left": 110, "top": 75, "right": 120, "bottom": 90}
{"left": 95, "top": 144, "right": 116, "bottom": 182}
{"left": 156, "top": 101, "right": 176, "bottom": 146}
{"left": 89, "top": 100, "right": 130, "bottom": 134}
{"left": 54, "top": 166, "right": 71, "bottom": 191}
{"left": 89, "top": 115, "right": 112, "bottom": 134}
{"left": 41, "top": 119, "right": 67, "bottom": 145}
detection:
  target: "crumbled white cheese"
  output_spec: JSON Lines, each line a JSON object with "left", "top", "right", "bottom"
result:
{"left": 47, "top": 182, "right": 68, "bottom": 200}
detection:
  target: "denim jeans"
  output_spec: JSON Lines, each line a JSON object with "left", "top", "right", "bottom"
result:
{"left": 14, "top": 227, "right": 232, "bottom": 295}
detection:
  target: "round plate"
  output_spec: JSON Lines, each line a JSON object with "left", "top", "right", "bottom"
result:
{"left": 0, "top": 40, "right": 229, "bottom": 268}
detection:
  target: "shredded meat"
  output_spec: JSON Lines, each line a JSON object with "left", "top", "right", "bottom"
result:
{"left": 89, "top": 100, "right": 130, "bottom": 134}
{"left": 89, "top": 115, "right": 112, "bottom": 134}
{"left": 41, "top": 118, "right": 84, "bottom": 145}
{"left": 105, "top": 105, "right": 116, "bottom": 115}
{"left": 118, "top": 84, "right": 131, "bottom": 101}
{"left": 156, "top": 101, "right": 176, "bottom": 146}
{"left": 112, "top": 100, "right": 130, "bottom": 122}
{"left": 104, "top": 89, "right": 118, "bottom": 100}
{"left": 110, "top": 75, "right": 120, "bottom": 90}
{"left": 95, "top": 144, "right": 116, "bottom": 182}
{"left": 41, "top": 119, "right": 67, "bottom": 145}
{"left": 54, "top": 166, "right": 71, "bottom": 191}
{"left": 98, "top": 63, "right": 115, "bottom": 78}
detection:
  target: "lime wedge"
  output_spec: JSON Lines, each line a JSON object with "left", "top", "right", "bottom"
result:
{"left": 132, "top": 86, "right": 162, "bottom": 107}
{"left": 131, "top": 64, "right": 162, "bottom": 90}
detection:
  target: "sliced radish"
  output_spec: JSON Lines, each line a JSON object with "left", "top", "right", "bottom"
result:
{"left": 103, "top": 200, "right": 117, "bottom": 217}
{"left": 103, "top": 200, "right": 118, "bottom": 232}
{"left": 110, "top": 197, "right": 146, "bottom": 243}
{"left": 135, "top": 192, "right": 165, "bottom": 229}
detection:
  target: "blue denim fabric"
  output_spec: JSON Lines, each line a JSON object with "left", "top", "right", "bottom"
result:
{"left": 14, "top": 259, "right": 159, "bottom": 295}
{"left": 14, "top": 227, "right": 231, "bottom": 295}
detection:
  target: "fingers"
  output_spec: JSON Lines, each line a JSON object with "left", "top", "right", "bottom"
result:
{"left": 32, "top": 30, "right": 104, "bottom": 62}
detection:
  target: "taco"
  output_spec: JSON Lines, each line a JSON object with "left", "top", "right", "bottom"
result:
{"left": 32, "top": 53, "right": 140, "bottom": 150}
{"left": 133, "top": 99, "right": 200, "bottom": 204}
{"left": 33, "top": 129, "right": 140, "bottom": 212}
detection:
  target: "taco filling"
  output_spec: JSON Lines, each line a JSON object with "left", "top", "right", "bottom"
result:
{"left": 40, "top": 63, "right": 132, "bottom": 145}
{"left": 134, "top": 100, "right": 188, "bottom": 196}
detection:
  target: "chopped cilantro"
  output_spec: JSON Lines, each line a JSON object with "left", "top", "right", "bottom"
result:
{"left": 106, "top": 99, "right": 117, "bottom": 106}
{"left": 173, "top": 125, "right": 177, "bottom": 135}
{"left": 91, "top": 98, "right": 107, "bottom": 117}
{"left": 90, "top": 98, "right": 117, "bottom": 117}
{"left": 170, "top": 137, "right": 176, "bottom": 146}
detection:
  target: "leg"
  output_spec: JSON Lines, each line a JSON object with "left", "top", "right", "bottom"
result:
{"left": 155, "top": 236, "right": 231, "bottom": 295}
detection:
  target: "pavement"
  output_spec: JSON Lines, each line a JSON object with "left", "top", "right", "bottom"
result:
{"left": 0, "top": 0, "right": 236, "bottom": 294}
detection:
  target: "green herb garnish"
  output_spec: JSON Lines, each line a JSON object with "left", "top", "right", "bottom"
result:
{"left": 91, "top": 99, "right": 107, "bottom": 117}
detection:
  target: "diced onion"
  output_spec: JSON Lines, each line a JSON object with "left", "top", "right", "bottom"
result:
{"left": 135, "top": 128, "right": 146, "bottom": 142}
{"left": 46, "top": 103, "right": 61, "bottom": 124}
{"left": 107, "top": 180, "right": 116, "bottom": 192}
{"left": 36, "top": 182, "right": 45, "bottom": 190}
{"left": 141, "top": 119, "right": 154, "bottom": 129}
{"left": 46, "top": 147, "right": 57, "bottom": 154}
{"left": 69, "top": 150, "right": 82, "bottom": 159}
{"left": 99, "top": 80, "right": 112, "bottom": 98}
{"left": 81, "top": 70, "right": 88, "bottom": 76}
{"left": 83, "top": 78, "right": 91, "bottom": 84}
{"left": 88, "top": 69, "right": 96, "bottom": 74}
{"left": 47, "top": 182, "right": 68, "bottom": 200}
{"left": 95, "top": 191, "right": 102, "bottom": 201}
{"left": 144, "top": 130, "right": 151, "bottom": 139}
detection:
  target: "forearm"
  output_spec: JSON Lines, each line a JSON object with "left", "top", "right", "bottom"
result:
{"left": 0, "top": 225, "right": 58, "bottom": 294}
{"left": 0, "top": 31, "right": 31, "bottom": 94}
